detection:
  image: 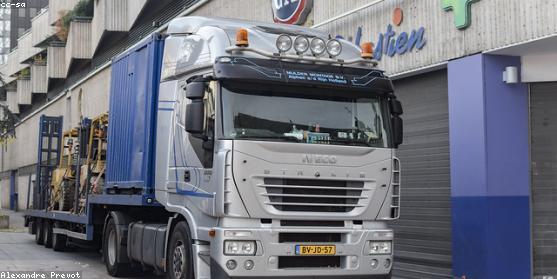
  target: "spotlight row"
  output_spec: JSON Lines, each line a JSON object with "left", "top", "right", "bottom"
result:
{"left": 275, "top": 34, "right": 342, "bottom": 57}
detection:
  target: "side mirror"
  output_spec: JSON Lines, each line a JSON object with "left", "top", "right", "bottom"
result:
{"left": 185, "top": 100, "right": 204, "bottom": 134}
{"left": 186, "top": 81, "right": 205, "bottom": 99}
{"left": 390, "top": 99, "right": 403, "bottom": 115}
{"left": 392, "top": 116, "right": 403, "bottom": 147}
{"left": 185, "top": 80, "right": 206, "bottom": 135}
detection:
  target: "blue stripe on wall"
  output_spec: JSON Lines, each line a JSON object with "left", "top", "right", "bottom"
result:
{"left": 452, "top": 196, "right": 530, "bottom": 278}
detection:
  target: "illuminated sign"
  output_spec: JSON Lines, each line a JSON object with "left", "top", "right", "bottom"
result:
{"left": 272, "top": 0, "right": 313, "bottom": 25}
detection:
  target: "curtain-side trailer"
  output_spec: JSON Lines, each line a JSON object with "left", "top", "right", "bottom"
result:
{"left": 25, "top": 17, "right": 403, "bottom": 279}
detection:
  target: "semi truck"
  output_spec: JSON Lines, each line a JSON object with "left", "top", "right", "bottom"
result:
{"left": 24, "top": 16, "right": 403, "bottom": 279}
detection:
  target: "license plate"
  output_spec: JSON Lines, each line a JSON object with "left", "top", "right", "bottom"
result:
{"left": 295, "top": 245, "right": 336, "bottom": 255}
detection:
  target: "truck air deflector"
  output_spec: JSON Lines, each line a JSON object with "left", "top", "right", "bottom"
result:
{"left": 213, "top": 56, "right": 394, "bottom": 94}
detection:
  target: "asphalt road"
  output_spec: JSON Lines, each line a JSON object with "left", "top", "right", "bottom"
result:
{"left": 0, "top": 210, "right": 161, "bottom": 279}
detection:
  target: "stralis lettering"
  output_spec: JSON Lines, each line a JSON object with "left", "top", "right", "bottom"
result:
{"left": 302, "top": 154, "right": 338, "bottom": 164}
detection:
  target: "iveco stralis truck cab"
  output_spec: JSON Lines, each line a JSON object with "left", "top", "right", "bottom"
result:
{"left": 156, "top": 17, "right": 402, "bottom": 279}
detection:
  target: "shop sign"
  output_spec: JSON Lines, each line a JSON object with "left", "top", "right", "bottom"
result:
{"left": 371, "top": 25, "right": 426, "bottom": 61}
{"left": 337, "top": 8, "right": 426, "bottom": 61}
{"left": 272, "top": 0, "right": 313, "bottom": 25}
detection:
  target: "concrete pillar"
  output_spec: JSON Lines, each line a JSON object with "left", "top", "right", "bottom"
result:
{"left": 448, "top": 54, "right": 531, "bottom": 278}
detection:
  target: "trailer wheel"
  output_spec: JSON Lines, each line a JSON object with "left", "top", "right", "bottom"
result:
{"left": 44, "top": 220, "right": 53, "bottom": 248}
{"left": 28, "top": 220, "right": 36, "bottom": 235}
{"left": 167, "top": 221, "right": 194, "bottom": 279}
{"left": 103, "top": 218, "right": 131, "bottom": 277}
{"left": 35, "top": 219, "right": 45, "bottom": 245}
{"left": 52, "top": 223, "right": 67, "bottom": 251}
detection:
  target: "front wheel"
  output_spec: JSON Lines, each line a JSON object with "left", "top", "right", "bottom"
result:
{"left": 167, "top": 221, "right": 194, "bottom": 279}
{"left": 103, "top": 218, "right": 131, "bottom": 277}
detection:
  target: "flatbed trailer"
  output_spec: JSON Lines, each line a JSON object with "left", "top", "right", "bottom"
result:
{"left": 25, "top": 17, "right": 403, "bottom": 279}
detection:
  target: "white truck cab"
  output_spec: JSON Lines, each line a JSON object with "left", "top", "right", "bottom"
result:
{"left": 155, "top": 17, "right": 403, "bottom": 279}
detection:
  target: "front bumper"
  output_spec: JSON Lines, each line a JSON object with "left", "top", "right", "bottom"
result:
{"left": 209, "top": 227, "right": 393, "bottom": 278}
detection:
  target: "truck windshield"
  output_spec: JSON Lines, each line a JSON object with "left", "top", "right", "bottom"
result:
{"left": 221, "top": 83, "right": 390, "bottom": 147}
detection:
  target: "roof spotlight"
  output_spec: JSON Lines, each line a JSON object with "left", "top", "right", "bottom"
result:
{"left": 310, "top": 37, "right": 326, "bottom": 55}
{"left": 326, "top": 39, "right": 342, "bottom": 57}
{"left": 276, "top": 34, "right": 292, "bottom": 52}
{"left": 293, "top": 36, "right": 309, "bottom": 54}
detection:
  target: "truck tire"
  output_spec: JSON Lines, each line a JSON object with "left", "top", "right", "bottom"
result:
{"left": 167, "top": 221, "right": 194, "bottom": 279}
{"left": 44, "top": 220, "right": 53, "bottom": 248}
{"left": 28, "top": 220, "right": 36, "bottom": 235}
{"left": 59, "top": 180, "right": 75, "bottom": 211}
{"left": 52, "top": 223, "right": 67, "bottom": 252}
{"left": 103, "top": 218, "right": 132, "bottom": 277}
{"left": 35, "top": 219, "right": 44, "bottom": 245}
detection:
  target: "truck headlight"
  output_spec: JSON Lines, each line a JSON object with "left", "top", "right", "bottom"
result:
{"left": 224, "top": 240, "right": 257, "bottom": 256}
{"left": 369, "top": 241, "right": 392, "bottom": 255}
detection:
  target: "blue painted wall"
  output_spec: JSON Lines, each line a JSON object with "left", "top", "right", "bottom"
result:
{"left": 448, "top": 54, "right": 531, "bottom": 279}
{"left": 9, "top": 170, "right": 16, "bottom": 210}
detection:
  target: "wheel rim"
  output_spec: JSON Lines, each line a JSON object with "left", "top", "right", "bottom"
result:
{"left": 107, "top": 229, "right": 117, "bottom": 266}
{"left": 173, "top": 241, "right": 186, "bottom": 279}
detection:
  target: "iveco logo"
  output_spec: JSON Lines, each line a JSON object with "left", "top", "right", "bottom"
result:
{"left": 302, "top": 154, "right": 337, "bottom": 164}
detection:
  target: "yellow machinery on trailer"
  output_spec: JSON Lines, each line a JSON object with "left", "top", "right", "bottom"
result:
{"left": 50, "top": 128, "right": 79, "bottom": 212}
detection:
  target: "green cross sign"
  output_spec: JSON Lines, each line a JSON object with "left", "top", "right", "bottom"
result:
{"left": 442, "top": 0, "right": 480, "bottom": 29}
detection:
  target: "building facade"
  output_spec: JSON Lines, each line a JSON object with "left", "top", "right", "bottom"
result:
{"left": 0, "top": 7, "right": 11, "bottom": 64}
{"left": 0, "top": 0, "right": 556, "bottom": 278}
{"left": 9, "top": 0, "right": 48, "bottom": 50}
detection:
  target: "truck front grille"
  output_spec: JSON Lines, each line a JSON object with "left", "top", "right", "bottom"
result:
{"left": 260, "top": 178, "right": 366, "bottom": 212}
{"left": 279, "top": 232, "right": 342, "bottom": 243}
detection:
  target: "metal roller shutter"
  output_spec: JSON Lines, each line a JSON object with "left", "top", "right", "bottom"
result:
{"left": 530, "top": 82, "right": 557, "bottom": 278}
{"left": 391, "top": 70, "right": 452, "bottom": 278}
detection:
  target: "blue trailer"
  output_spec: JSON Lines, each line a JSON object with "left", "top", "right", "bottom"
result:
{"left": 25, "top": 17, "right": 403, "bottom": 279}
{"left": 26, "top": 33, "right": 168, "bottom": 255}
